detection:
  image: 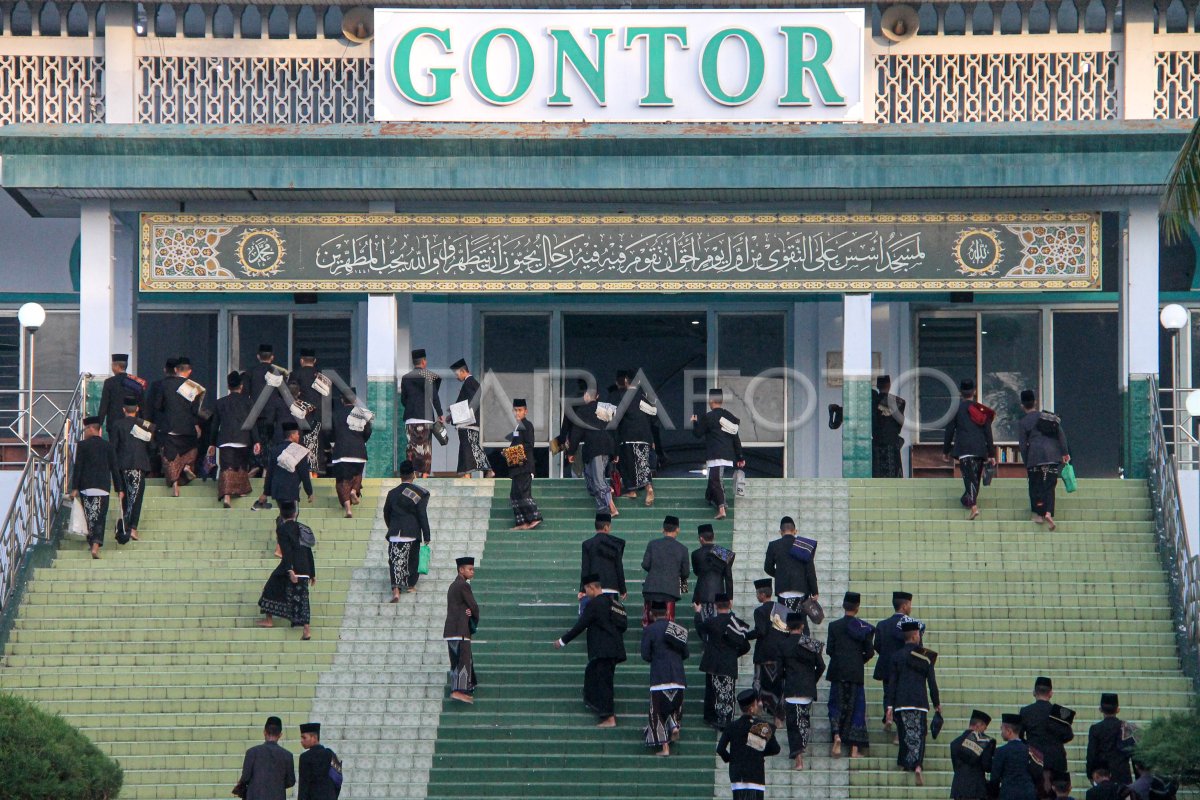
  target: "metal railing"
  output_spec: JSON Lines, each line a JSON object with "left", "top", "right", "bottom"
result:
{"left": 1156, "top": 385, "right": 1200, "bottom": 470}
{"left": 0, "top": 374, "right": 89, "bottom": 615}
{"left": 1147, "top": 376, "right": 1200, "bottom": 688}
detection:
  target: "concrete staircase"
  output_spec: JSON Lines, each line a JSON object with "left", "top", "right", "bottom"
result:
{"left": 846, "top": 478, "right": 1195, "bottom": 799}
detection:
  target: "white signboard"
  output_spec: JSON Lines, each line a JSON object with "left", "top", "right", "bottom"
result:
{"left": 374, "top": 9, "right": 865, "bottom": 123}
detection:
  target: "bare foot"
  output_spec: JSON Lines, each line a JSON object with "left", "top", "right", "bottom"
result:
{"left": 657, "top": 745, "right": 670, "bottom": 757}
{"left": 390, "top": 594, "right": 400, "bottom": 603}
{"left": 274, "top": 547, "right": 282, "bottom": 559}
{"left": 510, "top": 523, "right": 530, "bottom": 531}
{"left": 450, "top": 691, "right": 475, "bottom": 704}
{"left": 892, "top": 734, "right": 900, "bottom": 745}
{"left": 172, "top": 484, "right": 180, "bottom": 498}
{"left": 831, "top": 738, "right": 842, "bottom": 758}
{"left": 715, "top": 506, "right": 727, "bottom": 520}
{"left": 596, "top": 716, "right": 617, "bottom": 728}
{"left": 256, "top": 618, "right": 274, "bottom": 628}
{"left": 622, "top": 491, "right": 638, "bottom": 499}
{"left": 792, "top": 755, "right": 805, "bottom": 771}
{"left": 851, "top": 746, "right": 862, "bottom": 758}
{"left": 645, "top": 486, "right": 655, "bottom": 507}
{"left": 968, "top": 506, "right": 980, "bottom": 520}
{"left": 485, "top": 471, "right": 495, "bottom": 478}
{"left": 915, "top": 768, "right": 925, "bottom": 786}
{"left": 406, "top": 587, "right": 416, "bottom": 593}
{"left": 1045, "top": 514, "right": 1056, "bottom": 531}
{"left": 1031, "top": 514, "right": 1044, "bottom": 524}
{"left": 129, "top": 529, "right": 139, "bottom": 541}
{"left": 527, "top": 519, "right": 542, "bottom": 530}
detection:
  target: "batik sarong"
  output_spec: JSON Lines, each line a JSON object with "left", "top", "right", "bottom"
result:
{"left": 388, "top": 540, "right": 418, "bottom": 589}
{"left": 583, "top": 657, "right": 617, "bottom": 717}
{"left": 895, "top": 708, "right": 928, "bottom": 770}
{"left": 258, "top": 575, "right": 310, "bottom": 626}
{"left": 785, "top": 699, "right": 813, "bottom": 758}
{"left": 457, "top": 428, "right": 490, "bottom": 473}
{"left": 621, "top": 442, "right": 653, "bottom": 491}
{"left": 447, "top": 639, "right": 476, "bottom": 695}
{"left": 161, "top": 433, "right": 197, "bottom": 485}
{"left": 644, "top": 688, "right": 684, "bottom": 747}
{"left": 873, "top": 443, "right": 902, "bottom": 478}
{"left": 217, "top": 446, "right": 252, "bottom": 499}
{"left": 510, "top": 474, "right": 542, "bottom": 526}
{"left": 828, "top": 681, "right": 870, "bottom": 748}
{"left": 958, "top": 456, "right": 985, "bottom": 508}
{"left": 704, "top": 673, "right": 737, "bottom": 730}
{"left": 406, "top": 423, "right": 433, "bottom": 474}
{"left": 120, "top": 469, "right": 145, "bottom": 530}
{"left": 333, "top": 461, "right": 365, "bottom": 505}
{"left": 754, "top": 662, "right": 783, "bottom": 719}
{"left": 302, "top": 421, "right": 321, "bottom": 474}
{"left": 1027, "top": 464, "right": 1060, "bottom": 517}
{"left": 81, "top": 494, "right": 109, "bottom": 547}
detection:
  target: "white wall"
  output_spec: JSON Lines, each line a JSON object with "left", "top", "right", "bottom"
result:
{"left": 0, "top": 194, "right": 77, "bottom": 294}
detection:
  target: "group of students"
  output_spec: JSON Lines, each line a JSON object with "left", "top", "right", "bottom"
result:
{"left": 236, "top": 716, "right": 341, "bottom": 800}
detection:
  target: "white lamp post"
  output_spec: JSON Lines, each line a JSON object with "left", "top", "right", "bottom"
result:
{"left": 17, "top": 303, "right": 45, "bottom": 460}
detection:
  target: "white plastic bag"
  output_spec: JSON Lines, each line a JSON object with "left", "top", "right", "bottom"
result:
{"left": 67, "top": 497, "right": 88, "bottom": 539}
{"left": 733, "top": 468, "right": 747, "bottom": 497}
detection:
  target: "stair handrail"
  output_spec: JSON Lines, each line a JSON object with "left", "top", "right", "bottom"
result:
{"left": 0, "top": 373, "right": 91, "bottom": 615}
{"left": 1146, "top": 375, "right": 1200, "bottom": 688}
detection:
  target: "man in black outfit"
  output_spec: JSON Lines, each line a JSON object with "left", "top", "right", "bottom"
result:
{"left": 110, "top": 396, "right": 154, "bottom": 541}
{"left": 874, "top": 590, "right": 919, "bottom": 736}
{"left": 825, "top": 591, "right": 875, "bottom": 758}
{"left": 691, "top": 388, "right": 744, "bottom": 520}
{"left": 98, "top": 353, "right": 141, "bottom": 437}
{"left": 382, "top": 460, "right": 431, "bottom": 602}
{"left": 696, "top": 592, "right": 751, "bottom": 731}
{"left": 951, "top": 709, "right": 996, "bottom": 800}
{"left": 717, "top": 689, "right": 782, "bottom": 800}
{"left": 556, "top": 573, "right": 628, "bottom": 728}
{"left": 884, "top": 619, "right": 940, "bottom": 785}
{"left": 70, "top": 416, "right": 125, "bottom": 559}
{"left": 872, "top": 374, "right": 906, "bottom": 478}
{"left": 238, "top": 715, "right": 295, "bottom": 800}
{"left": 254, "top": 421, "right": 314, "bottom": 513}
{"left": 328, "top": 390, "right": 372, "bottom": 518}
{"left": 156, "top": 357, "right": 204, "bottom": 495}
{"left": 1019, "top": 676, "right": 1075, "bottom": 797}
{"left": 579, "top": 512, "right": 626, "bottom": 599}
{"left": 692, "top": 523, "right": 735, "bottom": 624}
{"left": 942, "top": 378, "right": 997, "bottom": 520}
{"left": 1087, "top": 693, "right": 1133, "bottom": 787}
{"left": 747, "top": 578, "right": 785, "bottom": 725}
{"left": 297, "top": 722, "right": 340, "bottom": 800}
{"left": 763, "top": 516, "right": 819, "bottom": 625}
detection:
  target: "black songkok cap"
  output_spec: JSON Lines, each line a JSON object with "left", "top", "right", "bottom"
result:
{"left": 1020, "top": 389, "right": 1036, "bottom": 404}
{"left": 616, "top": 369, "right": 632, "bottom": 382}
{"left": 714, "top": 593, "right": 731, "bottom": 604}
{"left": 663, "top": 515, "right": 680, "bottom": 528}
{"left": 971, "top": 709, "right": 992, "bottom": 725}
{"left": 708, "top": 388, "right": 723, "bottom": 400}
{"left": 176, "top": 357, "right": 191, "bottom": 367}
{"left": 265, "top": 716, "right": 283, "bottom": 729}
{"left": 399, "top": 460, "right": 415, "bottom": 475}
{"left": 512, "top": 398, "right": 527, "bottom": 409}
{"left": 1100, "top": 693, "right": 1119, "bottom": 711}
{"left": 754, "top": 578, "right": 773, "bottom": 592}
{"left": 1002, "top": 713, "right": 1022, "bottom": 727}
{"left": 111, "top": 353, "right": 129, "bottom": 363}
{"left": 876, "top": 374, "right": 891, "bottom": 389}
{"left": 279, "top": 500, "right": 298, "bottom": 517}
{"left": 595, "top": 512, "right": 612, "bottom": 524}
{"left": 227, "top": 371, "right": 242, "bottom": 389}
{"left": 411, "top": 348, "right": 426, "bottom": 361}
{"left": 1035, "top": 676, "right": 1053, "bottom": 691}
{"left": 450, "top": 358, "right": 468, "bottom": 371}
{"left": 737, "top": 689, "right": 758, "bottom": 709}
{"left": 780, "top": 516, "right": 796, "bottom": 529}
{"left": 165, "top": 358, "right": 179, "bottom": 371}
{"left": 843, "top": 591, "right": 861, "bottom": 605}
{"left": 456, "top": 556, "right": 475, "bottom": 567}
{"left": 299, "top": 348, "right": 316, "bottom": 358}
{"left": 786, "top": 612, "right": 806, "bottom": 628}
{"left": 960, "top": 378, "right": 975, "bottom": 391}
{"left": 83, "top": 416, "right": 103, "bottom": 427}
{"left": 650, "top": 600, "right": 668, "bottom": 612}
{"left": 299, "top": 722, "right": 320, "bottom": 735}
{"left": 281, "top": 421, "right": 300, "bottom": 432}
{"left": 581, "top": 573, "right": 601, "bottom": 586}
{"left": 122, "top": 396, "right": 139, "bottom": 408}
{"left": 697, "top": 523, "right": 714, "bottom": 536}
{"left": 900, "top": 620, "right": 921, "bottom": 632}
{"left": 893, "top": 591, "right": 913, "bottom": 602}
{"left": 258, "top": 344, "right": 273, "bottom": 355}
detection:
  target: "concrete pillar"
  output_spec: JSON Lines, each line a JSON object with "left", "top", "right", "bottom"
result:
{"left": 79, "top": 200, "right": 133, "bottom": 412}
{"left": 842, "top": 293, "right": 873, "bottom": 478}
{"left": 365, "top": 294, "right": 399, "bottom": 478}
{"left": 1120, "top": 198, "right": 1160, "bottom": 478}
{"left": 104, "top": 3, "right": 138, "bottom": 124}
{"left": 1120, "top": 0, "right": 1156, "bottom": 120}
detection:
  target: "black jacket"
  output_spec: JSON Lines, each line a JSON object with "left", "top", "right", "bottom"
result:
{"left": 212, "top": 392, "right": 257, "bottom": 448}
{"left": 1087, "top": 716, "right": 1133, "bottom": 785}
{"left": 580, "top": 533, "right": 626, "bottom": 594}
{"left": 400, "top": 368, "right": 443, "bottom": 422}
{"left": 288, "top": 366, "right": 325, "bottom": 409}
{"left": 640, "top": 536, "right": 690, "bottom": 600}
{"left": 297, "top": 743, "right": 338, "bottom": 800}
{"left": 454, "top": 376, "right": 482, "bottom": 430}
{"left": 264, "top": 440, "right": 313, "bottom": 502}
{"left": 872, "top": 612, "right": 908, "bottom": 682}
{"left": 748, "top": 601, "right": 786, "bottom": 665}
{"left": 560, "top": 592, "right": 627, "bottom": 662}
{"left": 779, "top": 633, "right": 825, "bottom": 698}
{"left": 696, "top": 610, "right": 751, "bottom": 678}
{"left": 277, "top": 520, "right": 316, "bottom": 581}
{"left": 383, "top": 482, "right": 431, "bottom": 543}
{"left": 640, "top": 618, "right": 689, "bottom": 686}
{"left": 691, "top": 544, "right": 734, "bottom": 604}
{"left": 71, "top": 435, "right": 124, "bottom": 494}
{"left": 156, "top": 375, "right": 204, "bottom": 436}
{"left": 885, "top": 643, "right": 940, "bottom": 710}
{"left": 693, "top": 407, "right": 743, "bottom": 463}
{"left": 110, "top": 416, "right": 154, "bottom": 472}
{"left": 763, "top": 535, "right": 818, "bottom": 597}
{"left": 717, "top": 714, "right": 781, "bottom": 787}
{"left": 144, "top": 377, "right": 169, "bottom": 429}
{"left": 329, "top": 405, "right": 372, "bottom": 462}
{"left": 1019, "top": 698, "right": 1074, "bottom": 773}
{"left": 943, "top": 399, "right": 995, "bottom": 459}
{"left": 507, "top": 419, "right": 536, "bottom": 478}
{"left": 247, "top": 361, "right": 286, "bottom": 405}
{"left": 612, "top": 387, "right": 657, "bottom": 445}
{"left": 561, "top": 400, "right": 617, "bottom": 461}
{"left": 825, "top": 615, "right": 875, "bottom": 685}
{"left": 99, "top": 372, "right": 141, "bottom": 434}
{"left": 872, "top": 390, "right": 906, "bottom": 447}
{"left": 1086, "top": 782, "right": 1132, "bottom": 800}
{"left": 990, "top": 740, "right": 1038, "bottom": 800}
{"left": 951, "top": 730, "right": 996, "bottom": 799}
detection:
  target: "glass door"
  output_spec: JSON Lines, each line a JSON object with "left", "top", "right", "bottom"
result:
{"left": 717, "top": 312, "right": 786, "bottom": 477}
{"left": 480, "top": 312, "right": 552, "bottom": 477}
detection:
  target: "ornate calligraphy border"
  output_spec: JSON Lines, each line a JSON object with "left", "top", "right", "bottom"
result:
{"left": 139, "top": 211, "right": 1102, "bottom": 293}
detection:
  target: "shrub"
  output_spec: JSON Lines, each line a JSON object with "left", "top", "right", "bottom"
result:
{"left": 1134, "top": 710, "right": 1200, "bottom": 787}
{"left": 0, "top": 693, "right": 123, "bottom": 800}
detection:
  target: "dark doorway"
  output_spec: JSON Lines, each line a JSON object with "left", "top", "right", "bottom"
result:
{"left": 563, "top": 312, "right": 707, "bottom": 476}
{"left": 1053, "top": 311, "right": 1119, "bottom": 477}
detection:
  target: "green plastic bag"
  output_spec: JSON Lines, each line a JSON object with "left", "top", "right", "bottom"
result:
{"left": 1061, "top": 462, "right": 1077, "bottom": 493}
{"left": 417, "top": 544, "right": 431, "bottom": 575}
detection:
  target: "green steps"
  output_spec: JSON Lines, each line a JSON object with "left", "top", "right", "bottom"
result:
{"left": 845, "top": 478, "right": 1192, "bottom": 800}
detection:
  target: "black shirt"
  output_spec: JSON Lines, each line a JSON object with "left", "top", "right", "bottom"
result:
{"left": 872, "top": 390, "right": 906, "bottom": 447}
{"left": 825, "top": 615, "right": 875, "bottom": 685}
{"left": 1019, "top": 698, "right": 1073, "bottom": 773}
{"left": 691, "top": 544, "right": 734, "bottom": 604}
{"left": 383, "top": 482, "right": 431, "bottom": 543}
{"left": 951, "top": 729, "right": 996, "bottom": 800}
{"left": 329, "top": 404, "right": 372, "bottom": 462}
{"left": 580, "top": 533, "right": 626, "bottom": 594}
{"left": 717, "top": 714, "right": 781, "bottom": 787}
{"left": 560, "top": 592, "right": 627, "bottom": 662}
{"left": 400, "top": 368, "right": 443, "bottom": 422}
{"left": 70, "top": 435, "right": 124, "bottom": 494}
{"left": 110, "top": 416, "right": 154, "bottom": 472}
{"left": 693, "top": 407, "right": 743, "bottom": 463}
{"left": 696, "top": 610, "right": 750, "bottom": 678}
{"left": 763, "top": 534, "right": 818, "bottom": 597}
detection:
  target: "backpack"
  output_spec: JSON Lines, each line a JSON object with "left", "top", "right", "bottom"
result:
{"left": 968, "top": 402, "right": 996, "bottom": 426}
{"left": 1035, "top": 411, "right": 1061, "bottom": 437}
{"left": 328, "top": 750, "right": 343, "bottom": 796}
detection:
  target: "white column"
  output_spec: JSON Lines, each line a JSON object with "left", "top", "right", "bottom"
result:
{"left": 79, "top": 200, "right": 125, "bottom": 376}
{"left": 1122, "top": 197, "right": 1160, "bottom": 381}
{"left": 367, "top": 295, "right": 398, "bottom": 382}
{"left": 1120, "top": 0, "right": 1155, "bottom": 120}
{"left": 112, "top": 217, "right": 137, "bottom": 371}
{"left": 843, "top": 293, "right": 873, "bottom": 378}
{"left": 103, "top": 3, "right": 138, "bottom": 124}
